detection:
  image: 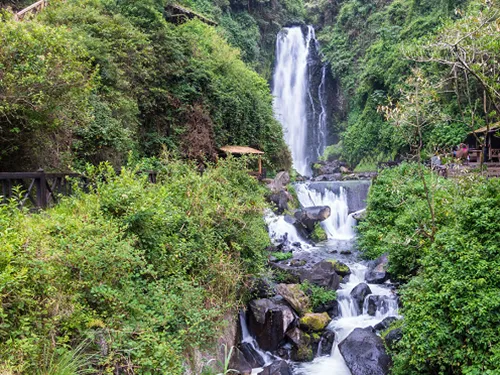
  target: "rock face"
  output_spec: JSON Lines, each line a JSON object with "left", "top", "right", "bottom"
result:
{"left": 350, "top": 283, "right": 372, "bottom": 313}
{"left": 294, "top": 206, "right": 331, "bottom": 233}
{"left": 260, "top": 360, "right": 293, "bottom": 375}
{"left": 299, "top": 312, "right": 330, "bottom": 332}
{"left": 248, "top": 297, "right": 297, "bottom": 351}
{"left": 275, "top": 284, "right": 310, "bottom": 316}
{"left": 339, "top": 327, "right": 392, "bottom": 375}
{"left": 300, "top": 260, "right": 342, "bottom": 290}
{"left": 238, "top": 342, "right": 266, "bottom": 368}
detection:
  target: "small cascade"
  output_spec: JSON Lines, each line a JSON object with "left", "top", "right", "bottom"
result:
{"left": 296, "top": 263, "right": 399, "bottom": 375}
{"left": 295, "top": 184, "right": 356, "bottom": 240}
{"left": 264, "top": 209, "right": 310, "bottom": 250}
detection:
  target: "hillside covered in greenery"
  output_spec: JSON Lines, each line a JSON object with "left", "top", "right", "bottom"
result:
{"left": 0, "top": 0, "right": 299, "bottom": 172}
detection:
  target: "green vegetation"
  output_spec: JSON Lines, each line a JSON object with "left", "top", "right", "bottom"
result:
{"left": 0, "top": 0, "right": 293, "bottom": 172}
{"left": 271, "top": 251, "right": 294, "bottom": 261}
{"left": 359, "top": 163, "right": 500, "bottom": 374}
{"left": 300, "top": 280, "right": 336, "bottom": 310}
{"left": 0, "top": 157, "right": 271, "bottom": 374}
{"left": 311, "top": 223, "right": 328, "bottom": 242}
{"left": 312, "top": 0, "right": 500, "bottom": 167}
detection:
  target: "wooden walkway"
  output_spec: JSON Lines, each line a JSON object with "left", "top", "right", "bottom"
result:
{"left": 14, "top": 0, "right": 48, "bottom": 20}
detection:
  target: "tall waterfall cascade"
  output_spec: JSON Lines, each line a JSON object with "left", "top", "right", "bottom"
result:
{"left": 272, "top": 26, "right": 330, "bottom": 176}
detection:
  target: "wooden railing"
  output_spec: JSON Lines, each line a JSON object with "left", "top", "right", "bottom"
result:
{"left": 14, "top": 0, "right": 48, "bottom": 21}
{"left": 0, "top": 170, "right": 158, "bottom": 210}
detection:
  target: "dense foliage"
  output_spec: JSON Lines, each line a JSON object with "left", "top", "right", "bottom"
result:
{"left": 313, "top": 0, "right": 500, "bottom": 167}
{"left": 359, "top": 164, "right": 500, "bottom": 374}
{"left": 0, "top": 157, "right": 271, "bottom": 374}
{"left": 0, "top": 0, "right": 293, "bottom": 171}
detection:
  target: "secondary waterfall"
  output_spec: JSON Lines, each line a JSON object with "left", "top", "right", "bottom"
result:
{"left": 272, "top": 26, "right": 329, "bottom": 176}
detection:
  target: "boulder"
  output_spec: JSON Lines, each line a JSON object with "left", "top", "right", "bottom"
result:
{"left": 260, "top": 360, "right": 293, "bottom": 375}
{"left": 339, "top": 327, "right": 392, "bottom": 375}
{"left": 328, "top": 260, "right": 351, "bottom": 277}
{"left": 249, "top": 277, "right": 275, "bottom": 299}
{"left": 268, "top": 190, "right": 292, "bottom": 215}
{"left": 312, "top": 160, "right": 345, "bottom": 176}
{"left": 238, "top": 342, "right": 266, "bottom": 368}
{"left": 268, "top": 171, "right": 291, "bottom": 192}
{"left": 340, "top": 166, "right": 351, "bottom": 174}
{"left": 228, "top": 347, "right": 252, "bottom": 375}
{"left": 317, "top": 330, "right": 335, "bottom": 356}
{"left": 294, "top": 206, "right": 331, "bottom": 233}
{"left": 314, "top": 173, "right": 343, "bottom": 181}
{"left": 248, "top": 297, "right": 297, "bottom": 352}
{"left": 299, "top": 260, "right": 342, "bottom": 290}
{"left": 314, "top": 299, "right": 339, "bottom": 319}
{"left": 299, "top": 312, "right": 330, "bottom": 332}
{"left": 276, "top": 284, "right": 311, "bottom": 316}
{"left": 366, "top": 254, "right": 390, "bottom": 284}
{"left": 374, "top": 317, "right": 399, "bottom": 332}
{"left": 286, "top": 327, "right": 314, "bottom": 362}
{"left": 384, "top": 328, "right": 403, "bottom": 350}
{"left": 350, "top": 283, "right": 372, "bottom": 314}
{"left": 366, "top": 295, "right": 390, "bottom": 316}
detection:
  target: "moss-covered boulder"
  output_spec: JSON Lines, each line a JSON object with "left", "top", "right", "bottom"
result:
{"left": 276, "top": 284, "right": 311, "bottom": 316}
{"left": 328, "top": 260, "right": 351, "bottom": 277}
{"left": 286, "top": 328, "right": 314, "bottom": 362}
{"left": 311, "top": 223, "right": 328, "bottom": 242}
{"left": 299, "top": 312, "right": 330, "bottom": 332}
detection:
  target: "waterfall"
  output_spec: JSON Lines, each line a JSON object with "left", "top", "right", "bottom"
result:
{"left": 295, "top": 183, "right": 356, "bottom": 240}
{"left": 272, "top": 26, "right": 329, "bottom": 176}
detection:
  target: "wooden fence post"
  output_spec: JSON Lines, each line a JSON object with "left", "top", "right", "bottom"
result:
{"left": 35, "top": 169, "right": 48, "bottom": 208}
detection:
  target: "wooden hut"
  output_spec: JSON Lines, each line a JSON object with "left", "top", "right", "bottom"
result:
{"left": 465, "top": 123, "right": 500, "bottom": 162}
{"left": 219, "top": 146, "right": 265, "bottom": 178}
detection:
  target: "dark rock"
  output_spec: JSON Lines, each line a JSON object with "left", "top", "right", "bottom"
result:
{"left": 339, "top": 327, "right": 392, "bottom": 375}
{"left": 294, "top": 206, "right": 331, "bottom": 233}
{"left": 313, "top": 173, "right": 343, "bottom": 181}
{"left": 260, "top": 360, "right": 293, "bottom": 375}
{"left": 228, "top": 347, "right": 252, "bottom": 375}
{"left": 374, "top": 317, "right": 399, "bottom": 332}
{"left": 317, "top": 330, "right": 335, "bottom": 356}
{"left": 350, "top": 283, "right": 372, "bottom": 314}
{"left": 286, "top": 327, "right": 314, "bottom": 362}
{"left": 366, "top": 295, "right": 391, "bottom": 316}
{"left": 312, "top": 160, "right": 345, "bottom": 176}
{"left": 249, "top": 277, "right": 275, "bottom": 299}
{"left": 366, "top": 254, "right": 390, "bottom": 284}
{"left": 314, "top": 299, "right": 339, "bottom": 319}
{"left": 340, "top": 250, "right": 352, "bottom": 255}
{"left": 238, "top": 342, "right": 266, "bottom": 368}
{"left": 384, "top": 328, "right": 403, "bottom": 350}
{"left": 248, "top": 297, "right": 297, "bottom": 352}
{"left": 268, "top": 189, "right": 293, "bottom": 215}
{"left": 269, "top": 262, "right": 301, "bottom": 284}
{"left": 290, "top": 259, "right": 307, "bottom": 267}
{"left": 299, "top": 260, "right": 342, "bottom": 290}
{"left": 328, "top": 260, "right": 351, "bottom": 277}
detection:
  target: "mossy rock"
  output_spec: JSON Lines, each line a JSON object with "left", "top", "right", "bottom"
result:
{"left": 300, "top": 312, "right": 330, "bottom": 332}
{"left": 311, "top": 223, "right": 328, "bottom": 242}
{"left": 328, "top": 260, "right": 351, "bottom": 277}
{"left": 276, "top": 283, "right": 311, "bottom": 316}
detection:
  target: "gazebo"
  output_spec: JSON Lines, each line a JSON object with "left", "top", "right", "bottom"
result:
{"left": 465, "top": 123, "right": 500, "bottom": 162}
{"left": 219, "top": 146, "right": 265, "bottom": 178}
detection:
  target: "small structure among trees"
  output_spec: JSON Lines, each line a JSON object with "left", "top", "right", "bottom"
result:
{"left": 219, "top": 146, "right": 265, "bottom": 179}
{"left": 465, "top": 123, "right": 500, "bottom": 163}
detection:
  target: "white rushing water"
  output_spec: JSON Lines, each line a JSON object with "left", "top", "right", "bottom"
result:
{"left": 295, "top": 184, "right": 356, "bottom": 240}
{"left": 265, "top": 209, "right": 311, "bottom": 250}
{"left": 273, "top": 26, "right": 323, "bottom": 177}
{"left": 296, "top": 264, "right": 399, "bottom": 375}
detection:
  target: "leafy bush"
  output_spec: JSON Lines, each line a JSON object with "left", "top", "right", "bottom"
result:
{"left": 0, "top": 157, "right": 271, "bottom": 374}
{"left": 271, "top": 252, "right": 294, "bottom": 261}
{"left": 359, "top": 164, "right": 500, "bottom": 374}
{"left": 300, "top": 281, "right": 336, "bottom": 310}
